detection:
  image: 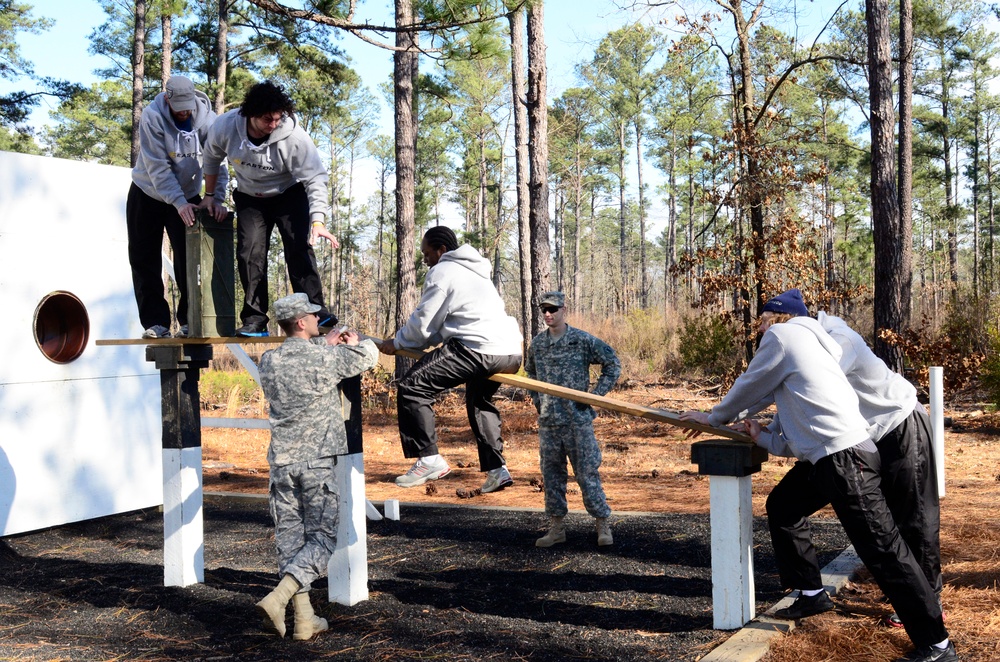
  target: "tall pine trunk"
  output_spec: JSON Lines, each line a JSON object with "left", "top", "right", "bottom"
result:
{"left": 526, "top": 0, "right": 550, "bottom": 337}
{"left": 508, "top": 7, "right": 531, "bottom": 352}
{"left": 161, "top": 13, "right": 172, "bottom": 88}
{"left": 130, "top": 0, "right": 146, "bottom": 168}
{"left": 393, "top": 0, "right": 419, "bottom": 377}
{"left": 214, "top": 0, "right": 228, "bottom": 114}
{"left": 868, "top": 0, "right": 905, "bottom": 371}
{"left": 897, "top": 0, "right": 914, "bottom": 324}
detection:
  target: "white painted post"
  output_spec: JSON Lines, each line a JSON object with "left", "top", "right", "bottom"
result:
{"left": 708, "top": 475, "right": 756, "bottom": 629}
{"left": 328, "top": 453, "right": 369, "bottom": 606}
{"left": 162, "top": 447, "right": 204, "bottom": 587}
{"left": 384, "top": 499, "right": 400, "bottom": 521}
{"left": 929, "top": 366, "right": 945, "bottom": 498}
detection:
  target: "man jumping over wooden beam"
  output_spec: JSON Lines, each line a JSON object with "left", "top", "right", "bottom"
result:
{"left": 376, "top": 227, "right": 522, "bottom": 493}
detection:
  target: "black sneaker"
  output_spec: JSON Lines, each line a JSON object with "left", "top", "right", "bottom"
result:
{"left": 235, "top": 321, "right": 269, "bottom": 337}
{"left": 141, "top": 324, "right": 171, "bottom": 339}
{"left": 317, "top": 310, "right": 338, "bottom": 332}
{"left": 774, "top": 590, "right": 835, "bottom": 620}
{"left": 894, "top": 642, "right": 958, "bottom": 662}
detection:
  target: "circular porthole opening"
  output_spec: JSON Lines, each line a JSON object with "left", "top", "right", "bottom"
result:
{"left": 34, "top": 291, "right": 90, "bottom": 364}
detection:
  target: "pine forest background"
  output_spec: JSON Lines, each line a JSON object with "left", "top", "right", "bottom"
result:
{"left": 4, "top": 0, "right": 1000, "bottom": 398}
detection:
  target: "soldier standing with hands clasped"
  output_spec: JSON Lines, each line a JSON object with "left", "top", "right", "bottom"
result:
{"left": 525, "top": 292, "right": 621, "bottom": 548}
{"left": 255, "top": 293, "right": 378, "bottom": 640}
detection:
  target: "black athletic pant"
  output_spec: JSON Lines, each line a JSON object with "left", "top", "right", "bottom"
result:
{"left": 766, "top": 446, "right": 947, "bottom": 648}
{"left": 877, "top": 407, "right": 942, "bottom": 594}
{"left": 397, "top": 338, "right": 521, "bottom": 471}
{"left": 233, "top": 183, "right": 326, "bottom": 326}
{"left": 126, "top": 183, "right": 190, "bottom": 329}
{"left": 771, "top": 406, "right": 942, "bottom": 594}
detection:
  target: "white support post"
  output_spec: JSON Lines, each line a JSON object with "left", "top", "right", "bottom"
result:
{"left": 162, "top": 447, "right": 204, "bottom": 587}
{"left": 384, "top": 499, "right": 400, "bottom": 521}
{"left": 708, "top": 475, "right": 756, "bottom": 630}
{"left": 929, "top": 366, "right": 945, "bottom": 498}
{"left": 328, "top": 452, "right": 369, "bottom": 606}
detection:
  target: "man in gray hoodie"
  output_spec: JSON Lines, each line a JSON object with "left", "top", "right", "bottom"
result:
{"left": 127, "top": 75, "right": 229, "bottom": 339}
{"left": 200, "top": 80, "right": 337, "bottom": 337}
{"left": 377, "top": 227, "right": 523, "bottom": 493}
{"left": 680, "top": 289, "right": 956, "bottom": 662}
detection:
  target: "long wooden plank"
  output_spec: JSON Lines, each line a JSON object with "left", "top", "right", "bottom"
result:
{"left": 96, "top": 336, "right": 284, "bottom": 346}
{"left": 387, "top": 344, "right": 751, "bottom": 442}
{"left": 97, "top": 334, "right": 752, "bottom": 442}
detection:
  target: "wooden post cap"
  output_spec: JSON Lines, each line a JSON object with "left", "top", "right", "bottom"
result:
{"left": 690, "top": 439, "right": 768, "bottom": 477}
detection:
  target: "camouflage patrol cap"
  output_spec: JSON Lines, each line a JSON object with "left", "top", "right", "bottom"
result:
{"left": 274, "top": 293, "right": 321, "bottom": 322}
{"left": 539, "top": 291, "right": 565, "bottom": 308}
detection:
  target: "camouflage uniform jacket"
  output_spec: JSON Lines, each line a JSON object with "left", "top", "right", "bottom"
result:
{"left": 259, "top": 337, "right": 379, "bottom": 467}
{"left": 525, "top": 325, "right": 621, "bottom": 426}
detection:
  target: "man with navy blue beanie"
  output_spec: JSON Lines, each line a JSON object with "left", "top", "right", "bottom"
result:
{"left": 681, "top": 289, "right": 956, "bottom": 662}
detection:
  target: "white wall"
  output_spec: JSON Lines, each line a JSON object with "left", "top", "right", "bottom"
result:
{"left": 0, "top": 151, "right": 162, "bottom": 536}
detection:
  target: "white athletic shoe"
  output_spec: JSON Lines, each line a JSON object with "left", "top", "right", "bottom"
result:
{"left": 395, "top": 457, "right": 452, "bottom": 488}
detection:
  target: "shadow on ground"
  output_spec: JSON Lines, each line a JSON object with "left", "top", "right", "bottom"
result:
{"left": 0, "top": 497, "right": 851, "bottom": 661}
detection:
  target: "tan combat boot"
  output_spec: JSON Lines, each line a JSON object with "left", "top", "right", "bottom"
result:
{"left": 596, "top": 517, "right": 613, "bottom": 546}
{"left": 255, "top": 574, "right": 299, "bottom": 637}
{"left": 292, "top": 592, "right": 329, "bottom": 641}
{"left": 535, "top": 516, "right": 566, "bottom": 547}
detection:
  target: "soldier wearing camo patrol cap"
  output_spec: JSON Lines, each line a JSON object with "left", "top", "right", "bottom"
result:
{"left": 524, "top": 291, "right": 621, "bottom": 548}
{"left": 255, "top": 293, "right": 378, "bottom": 640}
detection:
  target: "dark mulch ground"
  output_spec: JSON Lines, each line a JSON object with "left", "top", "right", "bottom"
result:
{"left": 0, "top": 496, "right": 851, "bottom": 661}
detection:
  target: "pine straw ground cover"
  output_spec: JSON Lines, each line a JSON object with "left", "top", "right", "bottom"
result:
{"left": 1, "top": 383, "right": 996, "bottom": 660}
{"left": 198, "top": 380, "right": 1000, "bottom": 661}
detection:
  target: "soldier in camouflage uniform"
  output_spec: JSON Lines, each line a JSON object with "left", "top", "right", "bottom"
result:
{"left": 524, "top": 292, "right": 621, "bottom": 548}
{"left": 255, "top": 293, "right": 379, "bottom": 640}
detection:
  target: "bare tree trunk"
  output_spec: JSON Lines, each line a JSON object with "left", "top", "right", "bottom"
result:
{"left": 527, "top": 0, "right": 550, "bottom": 337}
{"left": 214, "top": 0, "right": 228, "bottom": 115}
{"left": 161, "top": 13, "right": 172, "bottom": 88}
{"left": 724, "top": 1, "right": 767, "bottom": 318}
{"left": 666, "top": 134, "right": 677, "bottom": 312}
{"left": 987, "top": 125, "right": 996, "bottom": 293}
{"left": 508, "top": 6, "right": 532, "bottom": 351}
{"left": 635, "top": 119, "right": 647, "bottom": 308}
{"left": 130, "top": 0, "right": 146, "bottom": 168}
{"left": 897, "top": 0, "right": 914, "bottom": 324}
{"left": 553, "top": 187, "right": 563, "bottom": 290}
{"left": 868, "top": 0, "right": 904, "bottom": 371}
{"left": 617, "top": 121, "right": 627, "bottom": 312}
{"left": 394, "top": 0, "right": 419, "bottom": 377}
{"left": 573, "top": 148, "right": 583, "bottom": 307}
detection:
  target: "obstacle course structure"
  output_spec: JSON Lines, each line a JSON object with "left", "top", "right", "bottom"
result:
{"left": 0, "top": 151, "right": 162, "bottom": 537}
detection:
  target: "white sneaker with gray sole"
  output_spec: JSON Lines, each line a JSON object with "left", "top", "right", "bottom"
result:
{"left": 395, "top": 458, "right": 451, "bottom": 488}
{"left": 481, "top": 466, "right": 513, "bottom": 493}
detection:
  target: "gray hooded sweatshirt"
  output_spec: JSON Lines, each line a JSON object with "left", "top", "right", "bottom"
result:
{"left": 818, "top": 311, "right": 918, "bottom": 442}
{"left": 131, "top": 89, "right": 227, "bottom": 209}
{"left": 202, "top": 109, "right": 329, "bottom": 217}
{"left": 394, "top": 244, "right": 523, "bottom": 356}
{"left": 708, "top": 316, "right": 871, "bottom": 463}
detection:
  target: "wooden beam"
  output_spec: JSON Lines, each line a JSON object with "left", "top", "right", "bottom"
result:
{"left": 388, "top": 345, "right": 751, "bottom": 442}
{"left": 96, "top": 336, "right": 283, "bottom": 346}
{"left": 97, "top": 335, "right": 752, "bottom": 442}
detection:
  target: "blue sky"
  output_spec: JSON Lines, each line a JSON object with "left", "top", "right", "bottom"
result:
{"left": 5, "top": 0, "right": 648, "bottom": 130}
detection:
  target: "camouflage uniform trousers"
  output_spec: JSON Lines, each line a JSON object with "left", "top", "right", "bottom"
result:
{"left": 539, "top": 417, "right": 611, "bottom": 519}
{"left": 268, "top": 457, "right": 340, "bottom": 592}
